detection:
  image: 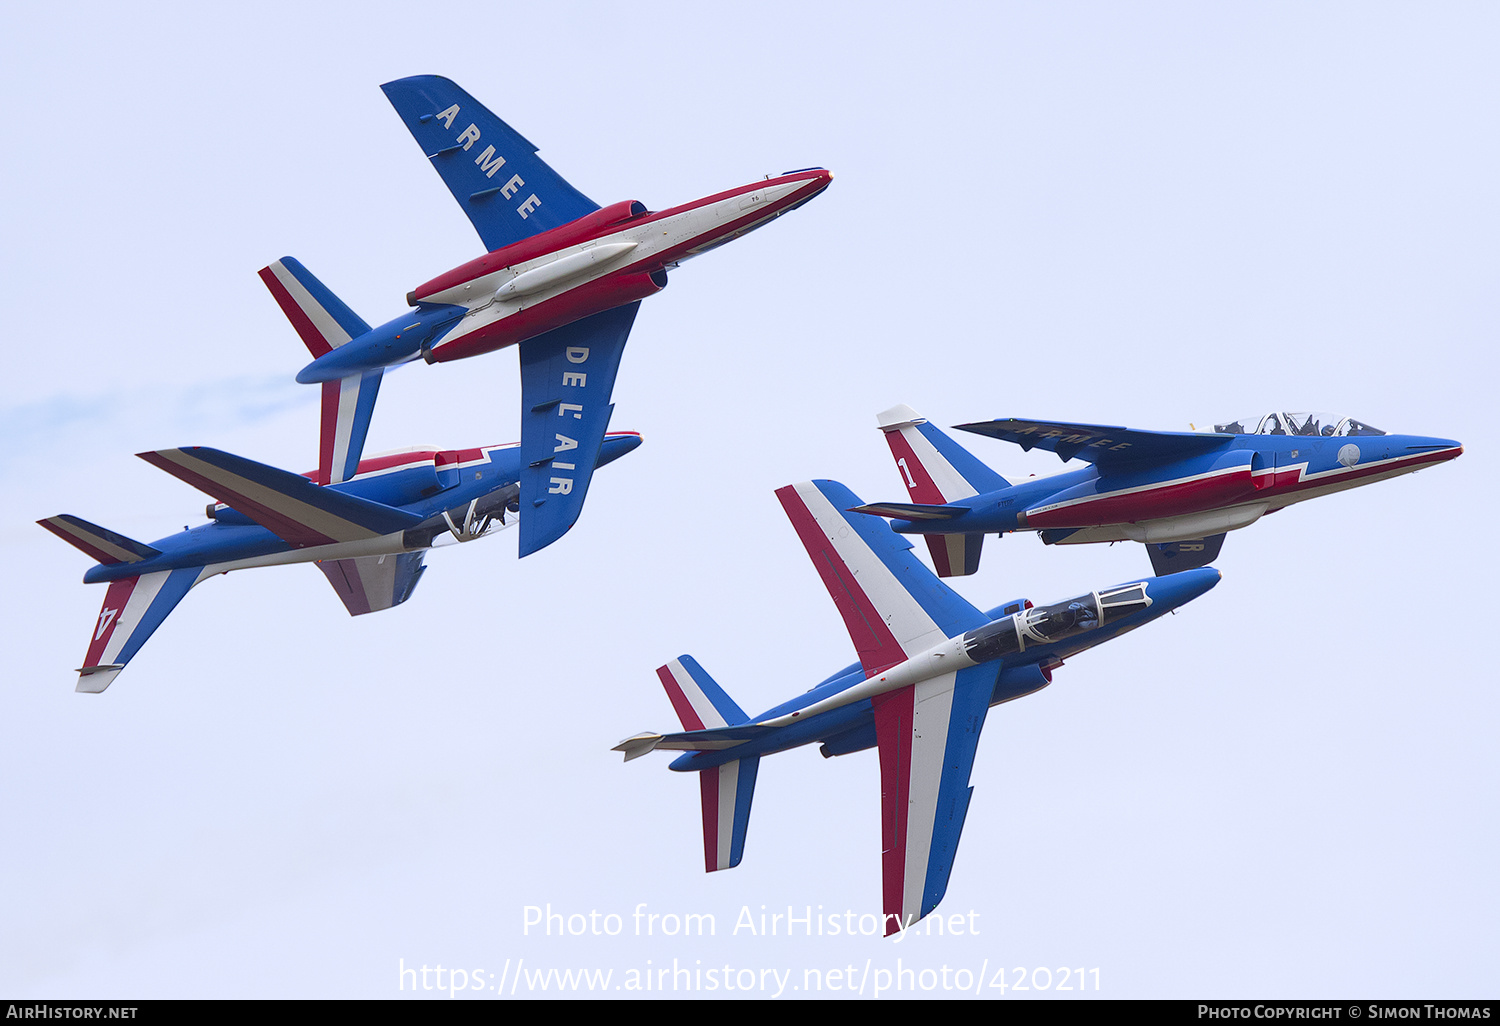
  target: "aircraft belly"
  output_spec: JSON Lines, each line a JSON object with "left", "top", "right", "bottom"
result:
{"left": 1036, "top": 504, "right": 1269, "bottom": 544}
{"left": 198, "top": 532, "right": 413, "bottom": 575}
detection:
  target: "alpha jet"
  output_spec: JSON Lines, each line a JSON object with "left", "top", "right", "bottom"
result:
{"left": 39, "top": 257, "right": 642, "bottom": 693}
{"left": 282, "top": 74, "right": 831, "bottom": 557}
{"left": 854, "top": 406, "right": 1463, "bottom": 577}
{"left": 615, "top": 479, "right": 1220, "bottom": 934}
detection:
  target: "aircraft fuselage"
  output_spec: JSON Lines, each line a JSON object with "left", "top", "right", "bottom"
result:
{"left": 666, "top": 568, "right": 1220, "bottom": 771}
{"left": 296, "top": 170, "right": 832, "bottom": 383}
{"left": 892, "top": 434, "right": 1462, "bottom": 546}
{"left": 81, "top": 433, "right": 642, "bottom": 584}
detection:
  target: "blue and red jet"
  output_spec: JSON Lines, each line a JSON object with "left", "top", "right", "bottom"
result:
{"left": 277, "top": 75, "right": 832, "bottom": 557}
{"left": 39, "top": 256, "right": 642, "bottom": 694}
{"left": 617, "top": 479, "right": 1220, "bottom": 934}
{"left": 854, "top": 406, "right": 1463, "bottom": 576}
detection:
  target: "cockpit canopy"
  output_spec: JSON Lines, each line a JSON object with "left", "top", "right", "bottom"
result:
{"left": 1212, "top": 412, "right": 1386, "bottom": 438}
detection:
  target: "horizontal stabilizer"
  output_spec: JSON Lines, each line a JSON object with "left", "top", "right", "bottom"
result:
{"left": 1146, "top": 533, "right": 1227, "bottom": 575}
{"left": 38, "top": 515, "right": 160, "bottom": 565}
{"left": 316, "top": 552, "right": 427, "bottom": 616}
{"left": 138, "top": 447, "right": 421, "bottom": 548}
{"left": 380, "top": 75, "right": 600, "bottom": 252}
{"left": 956, "top": 418, "right": 1231, "bottom": 466}
{"left": 612, "top": 724, "right": 771, "bottom": 761}
{"left": 849, "top": 501, "right": 969, "bottom": 522}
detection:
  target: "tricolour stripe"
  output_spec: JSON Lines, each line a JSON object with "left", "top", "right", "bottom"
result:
{"left": 777, "top": 482, "right": 950, "bottom": 677}
{"left": 139, "top": 448, "right": 416, "bottom": 547}
{"left": 38, "top": 515, "right": 157, "bottom": 565}
{"left": 657, "top": 656, "right": 745, "bottom": 732}
{"left": 258, "top": 259, "right": 366, "bottom": 359}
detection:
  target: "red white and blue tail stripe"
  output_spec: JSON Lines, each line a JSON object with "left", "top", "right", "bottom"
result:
{"left": 658, "top": 657, "right": 759, "bottom": 873}
{"left": 75, "top": 567, "right": 207, "bottom": 693}
{"left": 875, "top": 405, "right": 1007, "bottom": 577}
{"left": 259, "top": 258, "right": 383, "bottom": 485}
{"left": 775, "top": 480, "right": 987, "bottom": 677}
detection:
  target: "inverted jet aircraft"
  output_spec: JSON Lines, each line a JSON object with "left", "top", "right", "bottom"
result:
{"left": 855, "top": 405, "right": 1463, "bottom": 577}
{"left": 39, "top": 257, "right": 642, "bottom": 693}
{"left": 282, "top": 74, "right": 831, "bottom": 556}
{"left": 615, "top": 479, "right": 1220, "bottom": 934}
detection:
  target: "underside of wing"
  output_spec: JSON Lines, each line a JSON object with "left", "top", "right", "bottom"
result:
{"left": 775, "top": 480, "right": 988, "bottom": 678}
{"left": 138, "top": 447, "right": 421, "bottom": 547}
{"left": 516, "top": 303, "right": 638, "bottom": 557}
{"left": 316, "top": 552, "right": 428, "bottom": 616}
{"left": 381, "top": 75, "right": 600, "bottom": 252}
{"left": 956, "top": 418, "right": 1231, "bottom": 466}
{"left": 874, "top": 663, "right": 998, "bottom": 934}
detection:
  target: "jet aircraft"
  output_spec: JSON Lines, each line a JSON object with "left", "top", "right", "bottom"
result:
{"left": 283, "top": 74, "right": 831, "bottom": 556}
{"left": 854, "top": 405, "right": 1463, "bottom": 577}
{"left": 39, "top": 256, "right": 642, "bottom": 693}
{"left": 615, "top": 479, "right": 1220, "bottom": 933}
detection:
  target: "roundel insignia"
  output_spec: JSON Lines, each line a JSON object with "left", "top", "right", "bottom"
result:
{"left": 1338, "top": 444, "right": 1361, "bottom": 468}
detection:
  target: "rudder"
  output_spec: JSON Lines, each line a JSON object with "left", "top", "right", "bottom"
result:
{"left": 876, "top": 404, "right": 1010, "bottom": 505}
{"left": 656, "top": 656, "right": 759, "bottom": 872}
{"left": 259, "top": 258, "right": 383, "bottom": 485}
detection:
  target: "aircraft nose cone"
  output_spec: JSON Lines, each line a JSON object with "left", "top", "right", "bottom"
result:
{"left": 1144, "top": 567, "right": 1222, "bottom": 610}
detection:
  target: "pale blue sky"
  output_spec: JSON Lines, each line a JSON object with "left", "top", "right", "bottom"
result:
{"left": 2, "top": 0, "right": 1496, "bottom": 999}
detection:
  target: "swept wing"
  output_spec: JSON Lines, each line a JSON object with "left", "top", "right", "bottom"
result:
{"left": 774, "top": 480, "right": 988, "bottom": 677}
{"left": 381, "top": 75, "right": 599, "bottom": 252}
{"left": 957, "top": 418, "right": 1231, "bottom": 466}
{"left": 138, "top": 447, "right": 421, "bottom": 547}
{"left": 873, "top": 662, "right": 997, "bottom": 934}
{"left": 774, "top": 479, "right": 997, "bottom": 934}
{"left": 517, "top": 303, "right": 638, "bottom": 556}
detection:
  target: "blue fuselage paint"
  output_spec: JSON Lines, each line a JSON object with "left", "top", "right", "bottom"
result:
{"left": 668, "top": 568, "right": 1220, "bottom": 771}
{"left": 891, "top": 433, "right": 1463, "bottom": 536}
{"left": 82, "top": 433, "right": 642, "bottom": 584}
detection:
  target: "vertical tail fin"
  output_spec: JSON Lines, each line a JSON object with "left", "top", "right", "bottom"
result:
{"left": 74, "top": 568, "right": 205, "bottom": 693}
{"left": 875, "top": 405, "right": 1008, "bottom": 579}
{"left": 259, "top": 258, "right": 383, "bottom": 485}
{"left": 657, "top": 657, "right": 758, "bottom": 872}
{"left": 876, "top": 404, "right": 1010, "bottom": 503}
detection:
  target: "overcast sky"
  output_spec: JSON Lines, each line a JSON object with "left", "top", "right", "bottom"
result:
{"left": 3, "top": 0, "right": 1496, "bottom": 1000}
